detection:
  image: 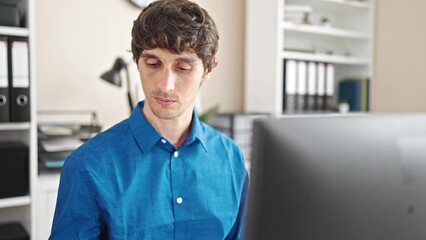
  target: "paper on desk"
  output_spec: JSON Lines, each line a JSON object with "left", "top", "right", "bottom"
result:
{"left": 40, "top": 138, "right": 84, "bottom": 152}
{"left": 39, "top": 125, "right": 74, "bottom": 136}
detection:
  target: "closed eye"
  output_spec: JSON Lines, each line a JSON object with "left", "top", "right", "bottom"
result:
{"left": 175, "top": 63, "right": 192, "bottom": 72}
{"left": 145, "top": 59, "right": 161, "bottom": 68}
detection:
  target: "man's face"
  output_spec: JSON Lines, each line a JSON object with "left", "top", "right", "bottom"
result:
{"left": 138, "top": 48, "right": 211, "bottom": 120}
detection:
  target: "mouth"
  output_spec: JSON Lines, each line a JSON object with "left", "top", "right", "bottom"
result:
{"left": 154, "top": 96, "right": 176, "bottom": 107}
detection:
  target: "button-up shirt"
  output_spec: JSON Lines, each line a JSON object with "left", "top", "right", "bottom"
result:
{"left": 50, "top": 101, "right": 248, "bottom": 240}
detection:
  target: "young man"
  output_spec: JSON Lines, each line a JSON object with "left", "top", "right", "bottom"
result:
{"left": 49, "top": 0, "right": 248, "bottom": 239}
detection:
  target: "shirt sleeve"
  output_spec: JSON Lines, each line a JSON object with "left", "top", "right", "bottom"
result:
{"left": 226, "top": 173, "right": 249, "bottom": 240}
{"left": 49, "top": 156, "right": 105, "bottom": 239}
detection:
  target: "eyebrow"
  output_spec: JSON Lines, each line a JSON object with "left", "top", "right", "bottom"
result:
{"left": 141, "top": 53, "right": 198, "bottom": 64}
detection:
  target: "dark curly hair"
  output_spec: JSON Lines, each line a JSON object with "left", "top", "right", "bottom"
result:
{"left": 131, "top": 0, "right": 219, "bottom": 70}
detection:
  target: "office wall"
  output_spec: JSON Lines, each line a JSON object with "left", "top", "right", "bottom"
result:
{"left": 373, "top": 0, "right": 426, "bottom": 111}
{"left": 36, "top": 0, "right": 245, "bottom": 129}
{"left": 36, "top": 0, "right": 424, "bottom": 128}
{"left": 36, "top": 0, "right": 140, "bottom": 128}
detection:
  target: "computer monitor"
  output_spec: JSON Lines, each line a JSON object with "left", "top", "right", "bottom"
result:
{"left": 245, "top": 114, "right": 426, "bottom": 240}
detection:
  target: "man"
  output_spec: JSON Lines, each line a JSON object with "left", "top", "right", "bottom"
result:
{"left": 49, "top": 0, "right": 248, "bottom": 239}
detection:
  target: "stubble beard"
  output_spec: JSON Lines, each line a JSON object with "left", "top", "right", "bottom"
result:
{"left": 150, "top": 104, "right": 183, "bottom": 120}
{"left": 147, "top": 92, "right": 188, "bottom": 120}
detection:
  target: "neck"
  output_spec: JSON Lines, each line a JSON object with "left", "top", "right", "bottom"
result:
{"left": 142, "top": 105, "right": 193, "bottom": 149}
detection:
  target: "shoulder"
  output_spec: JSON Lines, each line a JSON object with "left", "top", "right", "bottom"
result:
{"left": 202, "top": 121, "right": 241, "bottom": 151}
{"left": 63, "top": 119, "right": 131, "bottom": 172}
{"left": 200, "top": 121, "right": 247, "bottom": 169}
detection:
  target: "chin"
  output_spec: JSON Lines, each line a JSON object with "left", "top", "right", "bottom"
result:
{"left": 151, "top": 108, "right": 173, "bottom": 118}
{"left": 147, "top": 97, "right": 194, "bottom": 119}
{"left": 150, "top": 105, "right": 182, "bottom": 120}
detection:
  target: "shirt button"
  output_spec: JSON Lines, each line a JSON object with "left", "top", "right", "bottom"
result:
{"left": 161, "top": 138, "right": 166, "bottom": 144}
{"left": 174, "top": 151, "right": 179, "bottom": 158}
{"left": 176, "top": 197, "right": 183, "bottom": 204}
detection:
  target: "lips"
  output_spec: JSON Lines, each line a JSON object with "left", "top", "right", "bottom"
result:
{"left": 154, "top": 96, "right": 176, "bottom": 107}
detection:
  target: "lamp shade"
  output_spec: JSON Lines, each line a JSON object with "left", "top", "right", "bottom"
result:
{"left": 100, "top": 57, "right": 134, "bottom": 111}
{"left": 100, "top": 58, "right": 127, "bottom": 87}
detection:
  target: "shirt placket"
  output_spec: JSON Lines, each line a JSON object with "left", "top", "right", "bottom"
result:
{"left": 172, "top": 147, "right": 190, "bottom": 240}
{"left": 160, "top": 137, "right": 186, "bottom": 239}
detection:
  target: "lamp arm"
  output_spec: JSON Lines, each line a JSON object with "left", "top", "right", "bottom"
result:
{"left": 124, "top": 66, "right": 134, "bottom": 112}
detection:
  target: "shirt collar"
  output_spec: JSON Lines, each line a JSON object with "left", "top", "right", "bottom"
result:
{"left": 186, "top": 110, "right": 208, "bottom": 152}
{"left": 129, "top": 101, "right": 208, "bottom": 153}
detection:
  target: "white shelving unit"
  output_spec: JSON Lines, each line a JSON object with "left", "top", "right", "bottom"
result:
{"left": 280, "top": 51, "right": 370, "bottom": 65}
{"left": 0, "top": 123, "right": 31, "bottom": 131}
{"left": 319, "top": 0, "right": 371, "bottom": 9}
{"left": 0, "top": 196, "right": 31, "bottom": 209}
{"left": 0, "top": 26, "right": 29, "bottom": 37}
{"left": 282, "top": 22, "right": 370, "bottom": 40}
{"left": 245, "top": 0, "right": 375, "bottom": 114}
{"left": 0, "top": 0, "right": 38, "bottom": 237}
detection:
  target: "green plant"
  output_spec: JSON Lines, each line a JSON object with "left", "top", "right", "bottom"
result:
{"left": 198, "top": 104, "right": 220, "bottom": 122}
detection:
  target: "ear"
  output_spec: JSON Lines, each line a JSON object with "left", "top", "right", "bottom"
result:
{"left": 202, "top": 57, "right": 216, "bottom": 82}
{"left": 200, "top": 68, "right": 212, "bottom": 87}
{"left": 203, "top": 67, "right": 213, "bottom": 80}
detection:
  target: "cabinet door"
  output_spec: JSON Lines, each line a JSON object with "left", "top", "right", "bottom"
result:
{"left": 36, "top": 174, "right": 60, "bottom": 240}
{"left": 37, "top": 188, "right": 58, "bottom": 240}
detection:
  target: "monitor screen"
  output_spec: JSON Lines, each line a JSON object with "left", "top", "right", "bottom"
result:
{"left": 245, "top": 114, "right": 426, "bottom": 240}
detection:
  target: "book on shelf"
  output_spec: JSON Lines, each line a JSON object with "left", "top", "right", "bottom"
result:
{"left": 338, "top": 77, "right": 370, "bottom": 112}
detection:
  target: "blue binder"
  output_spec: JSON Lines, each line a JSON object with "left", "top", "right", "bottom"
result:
{"left": 338, "top": 80, "right": 362, "bottom": 111}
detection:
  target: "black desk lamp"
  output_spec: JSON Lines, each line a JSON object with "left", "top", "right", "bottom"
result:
{"left": 100, "top": 57, "right": 133, "bottom": 111}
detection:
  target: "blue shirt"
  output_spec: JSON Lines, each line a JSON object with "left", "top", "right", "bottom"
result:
{"left": 50, "top": 101, "right": 248, "bottom": 240}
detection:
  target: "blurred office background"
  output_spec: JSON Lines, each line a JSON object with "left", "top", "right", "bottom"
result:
{"left": 35, "top": 0, "right": 426, "bottom": 129}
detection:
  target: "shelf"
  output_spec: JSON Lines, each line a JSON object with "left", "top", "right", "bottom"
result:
{"left": 318, "top": 0, "right": 372, "bottom": 10}
{"left": 282, "top": 22, "right": 370, "bottom": 40}
{"left": 0, "top": 26, "right": 30, "bottom": 37}
{"left": 0, "top": 196, "right": 31, "bottom": 209}
{"left": 281, "top": 51, "right": 370, "bottom": 65}
{"left": 0, "top": 122, "right": 31, "bottom": 131}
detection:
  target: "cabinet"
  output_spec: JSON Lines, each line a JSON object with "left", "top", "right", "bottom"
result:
{"left": 36, "top": 174, "right": 60, "bottom": 240}
{"left": 0, "top": 0, "right": 37, "bottom": 237}
{"left": 245, "top": 0, "right": 375, "bottom": 114}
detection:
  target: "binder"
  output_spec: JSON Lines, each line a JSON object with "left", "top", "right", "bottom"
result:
{"left": 306, "top": 62, "right": 316, "bottom": 111}
{"left": 0, "top": 36, "right": 9, "bottom": 122}
{"left": 284, "top": 60, "right": 297, "bottom": 112}
{"left": 325, "top": 63, "right": 335, "bottom": 110}
{"left": 360, "top": 78, "right": 370, "bottom": 111}
{"left": 296, "top": 61, "right": 307, "bottom": 111}
{"left": 338, "top": 79, "right": 362, "bottom": 111}
{"left": 315, "top": 63, "right": 326, "bottom": 110}
{"left": 8, "top": 37, "right": 30, "bottom": 122}
{"left": 338, "top": 78, "right": 370, "bottom": 112}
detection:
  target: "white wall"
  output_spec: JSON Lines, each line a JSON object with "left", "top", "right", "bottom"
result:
{"left": 35, "top": 0, "right": 245, "bottom": 129}
{"left": 199, "top": 0, "right": 245, "bottom": 114}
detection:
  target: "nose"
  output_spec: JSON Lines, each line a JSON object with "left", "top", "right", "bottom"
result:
{"left": 157, "top": 68, "right": 175, "bottom": 93}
